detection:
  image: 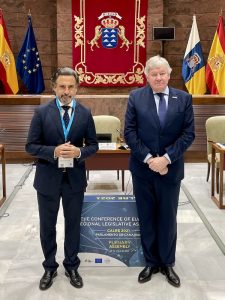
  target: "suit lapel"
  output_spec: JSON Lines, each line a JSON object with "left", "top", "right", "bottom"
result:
{"left": 49, "top": 99, "right": 65, "bottom": 139}
{"left": 67, "top": 102, "right": 81, "bottom": 141}
{"left": 164, "top": 89, "right": 179, "bottom": 128}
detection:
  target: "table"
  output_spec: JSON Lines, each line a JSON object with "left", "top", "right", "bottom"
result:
{"left": 0, "top": 144, "right": 6, "bottom": 207}
{"left": 211, "top": 142, "right": 225, "bottom": 209}
{"left": 86, "top": 147, "right": 130, "bottom": 191}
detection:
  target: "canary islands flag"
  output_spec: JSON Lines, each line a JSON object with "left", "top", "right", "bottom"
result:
{"left": 182, "top": 15, "right": 206, "bottom": 95}
{"left": 16, "top": 15, "right": 45, "bottom": 94}
{"left": 0, "top": 9, "right": 19, "bottom": 94}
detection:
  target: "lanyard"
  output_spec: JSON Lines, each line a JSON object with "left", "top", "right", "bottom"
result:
{"left": 56, "top": 98, "right": 76, "bottom": 141}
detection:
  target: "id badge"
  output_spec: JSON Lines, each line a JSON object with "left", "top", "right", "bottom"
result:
{"left": 58, "top": 157, "right": 74, "bottom": 168}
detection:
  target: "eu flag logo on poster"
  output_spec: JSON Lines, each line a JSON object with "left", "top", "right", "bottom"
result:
{"left": 16, "top": 15, "right": 45, "bottom": 94}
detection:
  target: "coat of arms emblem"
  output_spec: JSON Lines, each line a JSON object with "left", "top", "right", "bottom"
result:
{"left": 88, "top": 12, "right": 132, "bottom": 51}
{"left": 186, "top": 53, "right": 201, "bottom": 73}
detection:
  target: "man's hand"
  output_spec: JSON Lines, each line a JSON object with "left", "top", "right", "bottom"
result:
{"left": 55, "top": 142, "right": 80, "bottom": 158}
{"left": 159, "top": 167, "right": 168, "bottom": 175}
{"left": 148, "top": 156, "right": 169, "bottom": 173}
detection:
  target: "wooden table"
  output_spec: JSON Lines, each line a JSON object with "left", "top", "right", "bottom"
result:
{"left": 86, "top": 147, "right": 130, "bottom": 191}
{"left": 0, "top": 144, "right": 6, "bottom": 207}
{"left": 211, "top": 142, "right": 225, "bottom": 209}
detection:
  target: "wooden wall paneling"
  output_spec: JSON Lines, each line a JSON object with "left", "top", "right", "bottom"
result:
{"left": 1, "top": 95, "right": 225, "bottom": 162}
{"left": 0, "top": 98, "right": 40, "bottom": 162}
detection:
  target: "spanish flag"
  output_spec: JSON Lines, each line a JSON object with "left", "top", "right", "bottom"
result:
{"left": 206, "top": 15, "right": 225, "bottom": 95}
{"left": 0, "top": 9, "right": 18, "bottom": 94}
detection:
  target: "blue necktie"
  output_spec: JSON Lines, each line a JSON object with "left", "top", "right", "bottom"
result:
{"left": 62, "top": 105, "right": 70, "bottom": 128}
{"left": 157, "top": 93, "right": 167, "bottom": 127}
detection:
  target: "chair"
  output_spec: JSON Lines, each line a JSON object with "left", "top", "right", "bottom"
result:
{"left": 93, "top": 115, "right": 121, "bottom": 143}
{"left": 87, "top": 115, "right": 121, "bottom": 181}
{"left": 205, "top": 116, "right": 225, "bottom": 192}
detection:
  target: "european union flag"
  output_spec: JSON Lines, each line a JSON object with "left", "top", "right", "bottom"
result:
{"left": 16, "top": 16, "right": 45, "bottom": 94}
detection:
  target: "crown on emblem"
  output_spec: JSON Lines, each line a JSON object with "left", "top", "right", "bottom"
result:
{"left": 101, "top": 18, "right": 119, "bottom": 28}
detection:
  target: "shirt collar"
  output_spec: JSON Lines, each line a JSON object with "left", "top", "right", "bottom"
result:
{"left": 153, "top": 86, "right": 169, "bottom": 96}
{"left": 58, "top": 99, "right": 73, "bottom": 108}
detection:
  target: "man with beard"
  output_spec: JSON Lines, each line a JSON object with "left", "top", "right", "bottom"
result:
{"left": 26, "top": 67, "right": 98, "bottom": 290}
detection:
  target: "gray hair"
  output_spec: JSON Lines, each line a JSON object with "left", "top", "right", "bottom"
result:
{"left": 51, "top": 67, "right": 80, "bottom": 86}
{"left": 144, "top": 55, "right": 172, "bottom": 77}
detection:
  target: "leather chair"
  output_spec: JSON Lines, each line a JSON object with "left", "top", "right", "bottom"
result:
{"left": 87, "top": 115, "right": 121, "bottom": 181}
{"left": 93, "top": 115, "right": 121, "bottom": 143}
{"left": 205, "top": 116, "right": 225, "bottom": 192}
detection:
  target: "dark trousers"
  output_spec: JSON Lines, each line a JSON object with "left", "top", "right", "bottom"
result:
{"left": 37, "top": 173, "right": 84, "bottom": 272}
{"left": 132, "top": 174, "right": 180, "bottom": 267}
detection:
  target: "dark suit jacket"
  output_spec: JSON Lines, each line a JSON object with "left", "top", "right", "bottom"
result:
{"left": 26, "top": 99, "right": 98, "bottom": 195}
{"left": 124, "top": 85, "right": 195, "bottom": 183}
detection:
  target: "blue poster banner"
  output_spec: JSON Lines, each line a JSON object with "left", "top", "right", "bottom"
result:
{"left": 79, "top": 195, "right": 145, "bottom": 267}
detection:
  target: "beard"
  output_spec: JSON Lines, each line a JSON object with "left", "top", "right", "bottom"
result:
{"left": 59, "top": 94, "right": 72, "bottom": 104}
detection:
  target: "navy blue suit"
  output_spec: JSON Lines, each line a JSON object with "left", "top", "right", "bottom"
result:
{"left": 26, "top": 99, "right": 98, "bottom": 272}
{"left": 124, "top": 85, "right": 195, "bottom": 267}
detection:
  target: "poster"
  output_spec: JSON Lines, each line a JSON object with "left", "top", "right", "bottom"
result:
{"left": 79, "top": 195, "right": 145, "bottom": 267}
